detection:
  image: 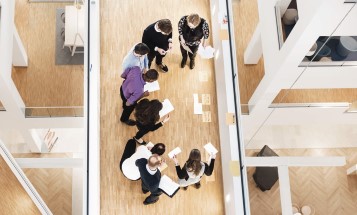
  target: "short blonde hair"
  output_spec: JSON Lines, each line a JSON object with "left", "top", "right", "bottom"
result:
{"left": 187, "top": 14, "right": 201, "bottom": 27}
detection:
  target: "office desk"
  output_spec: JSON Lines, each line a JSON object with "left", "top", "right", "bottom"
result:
{"left": 64, "top": 5, "right": 84, "bottom": 56}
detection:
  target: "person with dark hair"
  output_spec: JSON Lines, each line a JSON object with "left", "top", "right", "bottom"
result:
{"left": 178, "top": 14, "right": 209, "bottom": 69}
{"left": 120, "top": 138, "right": 166, "bottom": 181}
{"left": 133, "top": 99, "right": 170, "bottom": 144}
{"left": 120, "top": 67, "right": 159, "bottom": 126}
{"left": 136, "top": 155, "right": 163, "bottom": 205}
{"left": 142, "top": 19, "right": 173, "bottom": 72}
{"left": 122, "top": 43, "right": 150, "bottom": 73}
{"left": 171, "top": 149, "right": 216, "bottom": 190}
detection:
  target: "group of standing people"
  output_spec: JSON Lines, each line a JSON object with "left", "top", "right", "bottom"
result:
{"left": 118, "top": 14, "right": 215, "bottom": 205}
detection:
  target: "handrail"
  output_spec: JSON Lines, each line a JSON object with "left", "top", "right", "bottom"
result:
{"left": 269, "top": 102, "right": 350, "bottom": 108}
{"left": 0, "top": 140, "right": 52, "bottom": 214}
{"left": 24, "top": 106, "right": 84, "bottom": 118}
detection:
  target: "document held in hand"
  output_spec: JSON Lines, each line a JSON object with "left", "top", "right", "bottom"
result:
{"left": 197, "top": 45, "right": 215, "bottom": 59}
{"left": 144, "top": 80, "right": 160, "bottom": 92}
{"left": 159, "top": 175, "right": 180, "bottom": 197}
{"left": 168, "top": 147, "right": 182, "bottom": 158}
{"left": 159, "top": 99, "right": 174, "bottom": 118}
{"left": 204, "top": 142, "right": 218, "bottom": 155}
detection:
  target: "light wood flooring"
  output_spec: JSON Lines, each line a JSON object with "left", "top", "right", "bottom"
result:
{"left": 0, "top": 156, "right": 41, "bottom": 214}
{"left": 13, "top": 153, "right": 73, "bottom": 215}
{"left": 100, "top": 0, "right": 224, "bottom": 214}
{"left": 246, "top": 148, "right": 357, "bottom": 215}
{"left": 12, "top": 0, "right": 83, "bottom": 107}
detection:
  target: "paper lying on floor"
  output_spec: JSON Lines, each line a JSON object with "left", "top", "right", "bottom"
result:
{"left": 168, "top": 147, "right": 181, "bottom": 158}
{"left": 159, "top": 175, "right": 180, "bottom": 197}
{"left": 197, "top": 45, "right": 215, "bottom": 59}
{"left": 194, "top": 103, "right": 203, "bottom": 114}
{"left": 204, "top": 142, "right": 218, "bottom": 155}
{"left": 144, "top": 81, "right": 160, "bottom": 92}
{"left": 159, "top": 99, "right": 174, "bottom": 118}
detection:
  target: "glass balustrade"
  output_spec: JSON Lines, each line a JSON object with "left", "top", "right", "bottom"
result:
{"left": 24, "top": 107, "right": 84, "bottom": 118}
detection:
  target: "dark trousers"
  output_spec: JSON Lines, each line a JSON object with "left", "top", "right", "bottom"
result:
{"left": 148, "top": 50, "right": 166, "bottom": 68}
{"left": 119, "top": 139, "right": 137, "bottom": 172}
{"left": 134, "top": 122, "right": 162, "bottom": 139}
{"left": 120, "top": 87, "right": 137, "bottom": 122}
{"left": 180, "top": 44, "right": 199, "bottom": 61}
{"left": 142, "top": 182, "right": 162, "bottom": 203}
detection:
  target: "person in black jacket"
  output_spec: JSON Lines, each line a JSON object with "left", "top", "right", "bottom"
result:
{"left": 142, "top": 19, "right": 173, "bottom": 72}
{"left": 172, "top": 149, "right": 215, "bottom": 190}
{"left": 136, "top": 155, "right": 163, "bottom": 205}
{"left": 178, "top": 14, "right": 209, "bottom": 69}
{"left": 133, "top": 99, "right": 170, "bottom": 145}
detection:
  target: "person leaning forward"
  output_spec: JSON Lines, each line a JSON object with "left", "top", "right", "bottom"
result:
{"left": 120, "top": 67, "right": 159, "bottom": 126}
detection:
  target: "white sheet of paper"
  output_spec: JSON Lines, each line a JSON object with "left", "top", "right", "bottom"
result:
{"left": 204, "top": 142, "right": 218, "bottom": 155}
{"left": 159, "top": 99, "right": 174, "bottom": 118}
{"left": 168, "top": 147, "right": 181, "bottom": 158}
{"left": 194, "top": 103, "right": 203, "bottom": 114}
{"left": 159, "top": 175, "right": 180, "bottom": 196}
{"left": 144, "top": 81, "right": 160, "bottom": 92}
{"left": 146, "top": 142, "right": 154, "bottom": 148}
{"left": 198, "top": 45, "right": 215, "bottom": 59}
{"left": 193, "top": 94, "right": 199, "bottom": 104}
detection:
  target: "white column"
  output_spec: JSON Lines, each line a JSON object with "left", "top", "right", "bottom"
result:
{"left": 243, "top": 23, "right": 262, "bottom": 64}
{"left": 13, "top": 26, "right": 28, "bottom": 67}
{"left": 278, "top": 166, "right": 293, "bottom": 215}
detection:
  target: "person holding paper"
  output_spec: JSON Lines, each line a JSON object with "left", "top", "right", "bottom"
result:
{"left": 120, "top": 139, "right": 166, "bottom": 181}
{"left": 136, "top": 155, "right": 163, "bottom": 205}
{"left": 172, "top": 149, "right": 215, "bottom": 190}
{"left": 120, "top": 67, "right": 159, "bottom": 126}
{"left": 133, "top": 99, "right": 170, "bottom": 144}
{"left": 122, "top": 43, "right": 150, "bottom": 73}
{"left": 142, "top": 19, "right": 173, "bottom": 73}
{"left": 178, "top": 14, "right": 209, "bottom": 69}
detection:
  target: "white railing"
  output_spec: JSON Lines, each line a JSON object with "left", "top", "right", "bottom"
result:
{"left": 0, "top": 140, "right": 52, "bottom": 214}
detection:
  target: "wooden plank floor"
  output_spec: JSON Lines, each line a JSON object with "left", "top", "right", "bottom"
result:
{"left": 0, "top": 156, "right": 41, "bottom": 214}
{"left": 100, "top": 0, "right": 224, "bottom": 214}
{"left": 12, "top": 0, "right": 83, "bottom": 107}
{"left": 246, "top": 148, "right": 357, "bottom": 215}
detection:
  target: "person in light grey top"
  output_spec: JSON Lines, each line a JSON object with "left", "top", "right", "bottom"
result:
{"left": 122, "top": 43, "right": 150, "bottom": 73}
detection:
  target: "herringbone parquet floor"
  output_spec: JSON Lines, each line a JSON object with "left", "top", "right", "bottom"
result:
{"left": 14, "top": 153, "right": 73, "bottom": 215}
{"left": 246, "top": 148, "right": 357, "bottom": 215}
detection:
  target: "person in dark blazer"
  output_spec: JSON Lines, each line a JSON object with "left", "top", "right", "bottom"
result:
{"left": 142, "top": 19, "right": 173, "bottom": 72}
{"left": 172, "top": 149, "right": 215, "bottom": 190}
{"left": 136, "top": 155, "right": 163, "bottom": 205}
{"left": 178, "top": 14, "right": 209, "bottom": 69}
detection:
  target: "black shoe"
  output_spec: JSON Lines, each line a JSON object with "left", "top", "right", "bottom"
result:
{"left": 181, "top": 58, "right": 187, "bottom": 68}
{"left": 142, "top": 189, "right": 149, "bottom": 194}
{"left": 190, "top": 59, "right": 195, "bottom": 70}
{"left": 134, "top": 137, "right": 147, "bottom": 145}
{"left": 157, "top": 63, "right": 169, "bottom": 72}
{"left": 194, "top": 182, "right": 201, "bottom": 189}
{"left": 183, "top": 186, "right": 188, "bottom": 191}
{"left": 121, "top": 119, "right": 136, "bottom": 126}
{"left": 143, "top": 198, "right": 159, "bottom": 205}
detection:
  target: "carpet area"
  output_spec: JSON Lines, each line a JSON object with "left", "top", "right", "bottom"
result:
{"left": 55, "top": 8, "right": 84, "bottom": 65}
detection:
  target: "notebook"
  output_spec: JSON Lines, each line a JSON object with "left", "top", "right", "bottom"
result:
{"left": 168, "top": 147, "right": 181, "bottom": 159}
{"left": 159, "top": 99, "right": 174, "bottom": 118}
{"left": 159, "top": 175, "right": 180, "bottom": 198}
{"left": 144, "top": 81, "right": 160, "bottom": 92}
{"left": 204, "top": 142, "right": 218, "bottom": 155}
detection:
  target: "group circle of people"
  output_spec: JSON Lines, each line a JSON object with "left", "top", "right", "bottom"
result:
{"left": 119, "top": 14, "right": 216, "bottom": 205}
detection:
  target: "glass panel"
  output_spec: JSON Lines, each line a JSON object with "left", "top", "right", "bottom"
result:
{"left": 25, "top": 107, "right": 84, "bottom": 118}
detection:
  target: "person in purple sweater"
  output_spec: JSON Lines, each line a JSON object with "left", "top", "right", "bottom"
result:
{"left": 120, "top": 66, "right": 159, "bottom": 126}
